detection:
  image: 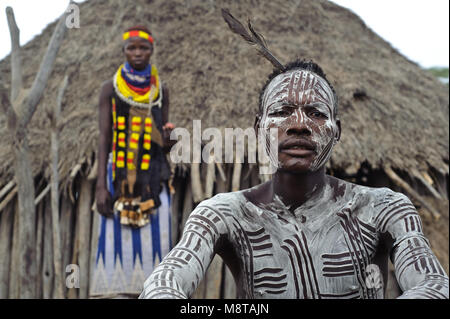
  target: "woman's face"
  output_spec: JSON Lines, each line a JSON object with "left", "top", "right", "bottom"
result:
{"left": 123, "top": 37, "right": 153, "bottom": 70}
{"left": 259, "top": 69, "right": 340, "bottom": 173}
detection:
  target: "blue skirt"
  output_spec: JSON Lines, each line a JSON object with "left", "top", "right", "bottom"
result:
{"left": 89, "top": 157, "right": 172, "bottom": 298}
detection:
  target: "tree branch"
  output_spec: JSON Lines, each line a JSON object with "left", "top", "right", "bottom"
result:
{"left": 6, "top": 6, "right": 22, "bottom": 103}
{"left": 18, "top": 9, "right": 68, "bottom": 129}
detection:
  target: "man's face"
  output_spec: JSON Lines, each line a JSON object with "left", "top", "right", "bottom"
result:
{"left": 259, "top": 69, "right": 340, "bottom": 173}
{"left": 124, "top": 37, "right": 153, "bottom": 70}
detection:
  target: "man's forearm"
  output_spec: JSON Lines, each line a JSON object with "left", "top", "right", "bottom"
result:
{"left": 140, "top": 203, "right": 228, "bottom": 299}
{"left": 393, "top": 236, "right": 449, "bottom": 299}
{"left": 397, "top": 274, "right": 449, "bottom": 299}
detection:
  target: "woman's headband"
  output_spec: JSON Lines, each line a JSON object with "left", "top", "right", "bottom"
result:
{"left": 122, "top": 30, "right": 154, "bottom": 44}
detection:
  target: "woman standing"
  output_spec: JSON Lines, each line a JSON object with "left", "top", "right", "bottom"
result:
{"left": 90, "top": 26, "right": 174, "bottom": 298}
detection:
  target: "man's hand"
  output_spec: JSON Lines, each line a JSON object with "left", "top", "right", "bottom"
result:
{"left": 96, "top": 186, "right": 114, "bottom": 217}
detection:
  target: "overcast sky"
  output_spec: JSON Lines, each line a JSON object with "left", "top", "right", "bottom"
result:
{"left": 0, "top": 0, "right": 448, "bottom": 68}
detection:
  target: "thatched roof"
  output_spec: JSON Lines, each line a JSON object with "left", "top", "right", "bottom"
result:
{"left": 0, "top": 0, "right": 448, "bottom": 186}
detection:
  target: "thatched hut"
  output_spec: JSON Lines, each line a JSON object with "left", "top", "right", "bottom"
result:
{"left": 0, "top": 0, "right": 448, "bottom": 299}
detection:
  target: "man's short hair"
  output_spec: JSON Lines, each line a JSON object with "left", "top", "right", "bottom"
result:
{"left": 258, "top": 59, "right": 339, "bottom": 116}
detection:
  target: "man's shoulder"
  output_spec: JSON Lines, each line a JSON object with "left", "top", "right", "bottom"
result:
{"left": 188, "top": 191, "right": 245, "bottom": 226}
{"left": 332, "top": 177, "right": 416, "bottom": 231}
{"left": 330, "top": 175, "right": 408, "bottom": 205}
{"left": 355, "top": 184, "right": 410, "bottom": 207}
{"left": 197, "top": 191, "right": 244, "bottom": 211}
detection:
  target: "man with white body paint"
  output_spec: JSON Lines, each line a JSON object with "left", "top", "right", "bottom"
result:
{"left": 140, "top": 60, "right": 449, "bottom": 299}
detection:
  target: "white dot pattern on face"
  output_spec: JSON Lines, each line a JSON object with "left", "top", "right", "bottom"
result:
{"left": 259, "top": 69, "right": 338, "bottom": 171}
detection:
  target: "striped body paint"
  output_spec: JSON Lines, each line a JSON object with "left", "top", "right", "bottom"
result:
{"left": 140, "top": 183, "right": 449, "bottom": 299}
{"left": 260, "top": 69, "right": 338, "bottom": 172}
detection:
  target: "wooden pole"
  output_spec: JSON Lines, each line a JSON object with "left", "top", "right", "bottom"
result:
{"left": 0, "top": 180, "right": 15, "bottom": 200}
{"left": 411, "top": 169, "right": 443, "bottom": 200}
{"left": 240, "top": 163, "right": 250, "bottom": 190}
{"left": 87, "top": 158, "right": 98, "bottom": 181}
{"left": 67, "top": 195, "right": 80, "bottom": 299}
{"left": 59, "top": 196, "right": 75, "bottom": 298}
{"left": 216, "top": 162, "right": 227, "bottom": 183}
{"left": 0, "top": 186, "right": 18, "bottom": 212}
{"left": 223, "top": 264, "right": 237, "bottom": 299}
{"left": 75, "top": 178, "right": 94, "bottom": 298}
{"left": 5, "top": 5, "right": 68, "bottom": 298}
{"left": 250, "top": 163, "right": 260, "bottom": 187}
{"left": 428, "top": 167, "right": 449, "bottom": 200}
{"left": 385, "top": 166, "right": 441, "bottom": 220}
{"left": 191, "top": 162, "right": 204, "bottom": 203}
{"left": 0, "top": 202, "right": 14, "bottom": 298}
{"left": 88, "top": 200, "right": 100, "bottom": 298}
{"left": 34, "top": 184, "right": 50, "bottom": 205}
{"left": 35, "top": 201, "right": 45, "bottom": 298}
{"left": 49, "top": 75, "right": 69, "bottom": 299}
{"left": 204, "top": 153, "right": 216, "bottom": 199}
{"left": 42, "top": 197, "right": 54, "bottom": 299}
{"left": 8, "top": 200, "right": 19, "bottom": 298}
{"left": 231, "top": 161, "right": 242, "bottom": 192}
{"left": 180, "top": 179, "right": 193, "bottom": 230}
{"left": 191, "top": 277, "right": 207, "bottom": 299}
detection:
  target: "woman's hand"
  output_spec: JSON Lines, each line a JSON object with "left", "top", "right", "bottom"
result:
{"left": 162, "top": 122, "right": 176, "bottom": 151}
{"left": 96, "top": 186, "right": 114, "bottom": 217}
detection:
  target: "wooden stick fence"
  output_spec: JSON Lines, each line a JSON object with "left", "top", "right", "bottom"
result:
{"left": 0, "top": 159, "right": 447, "bottom": 298}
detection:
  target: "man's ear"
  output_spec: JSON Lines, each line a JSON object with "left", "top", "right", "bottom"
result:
{"left": 335, "top": 118, "right": 341, "bottom": 141}
{"left": 254, "top": 114, "right": 261, "bottom": 131}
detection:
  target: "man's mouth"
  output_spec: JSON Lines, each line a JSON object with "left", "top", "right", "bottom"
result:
{"left": 280, "top": 139, "right": 316, "bottom": 157}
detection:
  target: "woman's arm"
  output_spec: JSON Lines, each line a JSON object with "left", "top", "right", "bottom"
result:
{"left": 95, "top": 80, "right": 113, "bottom": 216}
{"left": 160, "top": 83, "right": 176, "bottom": 152}
{"left": 161, "top": 82, "right": 169, "bottom": 125}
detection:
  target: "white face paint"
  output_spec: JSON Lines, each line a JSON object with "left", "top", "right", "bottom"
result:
{"left": 259, "top": 69, "right": 339, "bottom": 172}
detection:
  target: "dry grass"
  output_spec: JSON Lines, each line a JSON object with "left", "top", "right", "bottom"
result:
{"left": 0, "top": 0, "right": 447, "bottom": 183}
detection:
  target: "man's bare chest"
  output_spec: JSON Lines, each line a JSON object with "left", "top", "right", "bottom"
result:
{"left": 227, "top": 204, "right": 382, "bottom": 299}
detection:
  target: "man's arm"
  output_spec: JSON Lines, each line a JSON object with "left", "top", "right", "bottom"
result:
{"left": 95, "top": 80, "right": 113, "bottom": 216}
{"left": 377, "top": 192, "right": 449, "bottom": 299}
{"left": 139, "top": 199, "right": 229, "bottom": 299}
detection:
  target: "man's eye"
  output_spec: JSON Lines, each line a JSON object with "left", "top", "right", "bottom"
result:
{"left": 269, "top": 110, "right": 290, "bottom": 117}
{"left": 309, "top": 111, "right": 327, "bottom": 119}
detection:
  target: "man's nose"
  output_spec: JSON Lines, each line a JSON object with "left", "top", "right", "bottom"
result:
{"left": 286, "top": 109, "right": 311, "bottom": 136}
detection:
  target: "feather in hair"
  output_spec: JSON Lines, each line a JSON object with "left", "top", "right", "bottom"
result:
{"left": 221, "top": 8, "right": 285, "bottom": 71}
